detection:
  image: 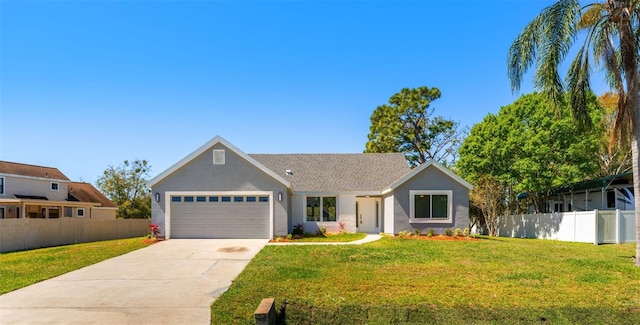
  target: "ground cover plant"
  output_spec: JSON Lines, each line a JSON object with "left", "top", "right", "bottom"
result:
{"left": 211, "top": 237, "right": 640, "bottom": 324}
{"left": 0, "top": 237, "right": 151, "bottom": 294}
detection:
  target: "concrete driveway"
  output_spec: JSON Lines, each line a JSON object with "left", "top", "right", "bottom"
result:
{"left": 0, "top": 239, "right": 268, "bottom": 324}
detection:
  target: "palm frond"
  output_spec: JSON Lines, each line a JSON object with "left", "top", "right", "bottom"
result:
{"left": 534, "top": 0, "right": 582, "bottom": 106}
{"left": 508, "top": 15, "right": 542, "bottom": 92}
{"left": 566, "top": 43, "right": 592, "bottom": 128}
{"left": 508, "top": 0, "right": 581, "bottom": 107}
{"left": 578, "top": 3, "right": 605, "bottom": 30}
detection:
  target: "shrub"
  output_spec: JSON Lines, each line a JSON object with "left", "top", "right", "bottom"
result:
{"left": 414, "top": 228, "right": 421, "bottom": 236}
{"left": 339, "top": 221, "right": 347, "bottom": 234}
{"left": 320, "top": 227, "right": 327, "bottom": 235}
{"left": 274, "top": 236, "right": 284, "bottom": 242}
{"left": 454, "top": 228, "right": 463, "bottom": 237}
{"left": 445, "top": 228, "right": 453, "bottom": 236}
{"left": 292, "top": 224, "right": 304, "bottom": 236}
{"left": 463, "top": 228, "right": 470, "bottom": 237}
{"left": 148, "top": 223, "right": 160, "bottom": 239}
{"left": 398, "top": 230, "right": 411, "bottom": 237}
{"left": 427, "top": 228, "right": 435, "bottom": 237}
{"left": 286, "top": 233, "right": 293, "bottom": 240}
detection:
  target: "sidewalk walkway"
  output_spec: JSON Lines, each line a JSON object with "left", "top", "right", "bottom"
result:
{"left": 267, "top": 234, "right": 382, "bottom": 246}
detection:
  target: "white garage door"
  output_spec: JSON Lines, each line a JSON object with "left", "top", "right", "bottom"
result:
{"left": 170, "top": 194, "right": 270, "bottom": 239}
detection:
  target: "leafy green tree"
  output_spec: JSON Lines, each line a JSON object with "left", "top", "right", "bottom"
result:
{"left": 507, "top": 0, "right": 639, "bottom": 265}
{"left": 96, "top": 160, "right": 151, "bottom": 219}
{"left": 365, "top": 86, "right": 465, "bottom": 167}
{"left": 458, "top": 93, "right": 602, "bottom": 213}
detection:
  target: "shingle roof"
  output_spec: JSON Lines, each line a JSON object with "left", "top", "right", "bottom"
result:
{"left": 0, "top": 161, "right": 70, "bottom": 180}
{"left": 68, "top": 182, "right": 117, "bottom": 208}
{"left": 250, "top": 153, "right": 411, "bottom": 192}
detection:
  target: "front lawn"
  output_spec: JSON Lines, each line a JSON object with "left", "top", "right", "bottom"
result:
{"left": 0, "top": 237, "right": 151, "bottom": 294}
{"left": 211, "top": 237, "right": 640, "bottom": 324}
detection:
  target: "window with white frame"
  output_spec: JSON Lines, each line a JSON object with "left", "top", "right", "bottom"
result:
{"left": 77, "top": 208, "right": 85, "bottom": 217}
{"left": 0, "top": 177, "right": 4, "bottom": 195}
{"left": 50, "top": 182, "right": 59, "bottom": 191}
{"left": 409, "top": 190, "right": 452, "bottom": 223}
{"left": 306, "top": 196, "right": 337, "bottom": 222}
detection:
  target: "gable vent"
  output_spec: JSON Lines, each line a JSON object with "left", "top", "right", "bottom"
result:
{"left": 213, "top": 150, "right": 225, "bottom": 165}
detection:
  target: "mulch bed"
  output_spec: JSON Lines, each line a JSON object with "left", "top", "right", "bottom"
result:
{"left": 395, "top": 235, "right": 479, "bottom": 241}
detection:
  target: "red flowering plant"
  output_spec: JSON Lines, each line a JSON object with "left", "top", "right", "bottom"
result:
{"left": 148, "top": 223, "right": 160, "bottom": 239}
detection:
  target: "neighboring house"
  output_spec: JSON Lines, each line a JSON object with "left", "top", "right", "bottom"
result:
{"left": 148, "top": 136, "right": 472, "bottom": 239}
{"left": 540, "top": 171, "right": 634, "bottom": 213}
{"left": 0, "top": 161, "right": 117, "bottom": 220}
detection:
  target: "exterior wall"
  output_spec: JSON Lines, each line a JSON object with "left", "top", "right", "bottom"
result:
{"left": 393, "top": 167, "right": 469, "bottom": 235}
{"left": 151, "top": 143, "right": 289, "bottom": 238}
{"left": 90, "top": 208, "right": 117, "bottom": 220}
{"left": 290, "top": 193, "right": 357, "bottom": 234}
{"left": 0, "top": 175, "right": 69, "bottom": 201}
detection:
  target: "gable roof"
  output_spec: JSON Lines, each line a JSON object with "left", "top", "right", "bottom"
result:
{"left": 147, "top": 135, "right": 291, "bottom": 188}
{"left": 386, "top": 160, "right": 473, "bottom": 192}
{"left": 68, "top": 182, "right": 117, "bottom": 208}
{"left": 251, "top": 153, "right": 410, "bottom": 192}
{"left": 0, "top": 161, "right": 70, "bottom": 181}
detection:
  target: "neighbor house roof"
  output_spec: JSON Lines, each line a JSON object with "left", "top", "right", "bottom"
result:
{"left": 250, "top": 153, "right": 411, "bottom": 192}
{"left": 68, "top": 182, "right": 117, "bottom": 208}
{"left": 548, "top": 171, "right": 633, "bottom": 196}
{"left": 0, "top": 161, "right": 70, "bottom": 181}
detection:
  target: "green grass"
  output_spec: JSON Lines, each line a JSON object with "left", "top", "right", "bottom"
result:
{"left": 283, "top": 233, "right": 367, "bottom": 242}
{"left": 0, "top": 237, "right": 151, "bottom": 294}
{"left": 211, "top": 237, "right": 640, "bottom": 324}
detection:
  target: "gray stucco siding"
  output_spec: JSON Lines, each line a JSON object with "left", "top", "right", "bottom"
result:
{"left": 150, "top": 143, "right": 289, "bottom": 238}
{"left": 393, "top": 166, "right": 470, "bottom": 235}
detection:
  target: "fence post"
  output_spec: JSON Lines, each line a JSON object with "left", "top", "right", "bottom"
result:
{"left": 615, "top": 209, "right": 621, "bottom": 244}
{"left": 593, "top": 209, "right": 599, "bottom": 245}
{"left": 573, "top": 210, "right": 578, "bottom": 243}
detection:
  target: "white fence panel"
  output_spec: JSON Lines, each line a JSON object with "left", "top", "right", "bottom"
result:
{"left": 498, "top": 210, "right": 635, "bottom": 244}
{"left": 621, "top": 210, "right": 636, "bottom": 243}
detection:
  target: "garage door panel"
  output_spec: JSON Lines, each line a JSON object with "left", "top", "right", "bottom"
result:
{"left": 170, "top": 195, "right": 270, "bottom": 239}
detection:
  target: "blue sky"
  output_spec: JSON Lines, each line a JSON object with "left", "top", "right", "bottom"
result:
{"left": 0, "top": 0, "right": 610, "bottom": 183}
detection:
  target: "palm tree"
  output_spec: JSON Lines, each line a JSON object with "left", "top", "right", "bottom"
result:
{"left": 508, "top": 0, "right": 639, "bottom": 265}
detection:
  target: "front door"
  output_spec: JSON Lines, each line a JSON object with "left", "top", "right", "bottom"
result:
{"left": 356, "top": 197, "right": 380, "bottom": 233}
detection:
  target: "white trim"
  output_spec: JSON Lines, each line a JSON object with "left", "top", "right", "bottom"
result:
{"left": 303, "top": 195, "right": 338, "bottom": 222}
{"left": 164, "top": 190, "right": 274, "bottom": 239}
{"left": 50, "top": 182, "right": 60, "bottom": 191}
{"left": 409, "top": 190, "right": 453, "bottom": 223}
{"left": 0, "top": 173, "right": 70, "bottom": 183}
{"left": 386, "top": 160, "right": 473, "bottom": 192}
{"left": 383, "top": 195, "right": 394, "bottom": 234}
{"left": 295, "top": 190, "right": 382, "bottom": 196}
{"left": 147, "top": 135, "right": 291, "bottom": 189}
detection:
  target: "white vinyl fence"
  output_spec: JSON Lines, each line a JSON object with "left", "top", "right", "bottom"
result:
{"left": 497, "top": 210, "right": 635, "bottom": 245}
{"left": 0, "top": 218, "right": 151, "bottom": 253}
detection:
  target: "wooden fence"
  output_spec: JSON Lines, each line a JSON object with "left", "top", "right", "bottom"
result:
{"left": 497, "top": 210, "right": 636, "bottom": 245}
{"left": 0, "top": 218, "right": 151, "bottom": 253}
